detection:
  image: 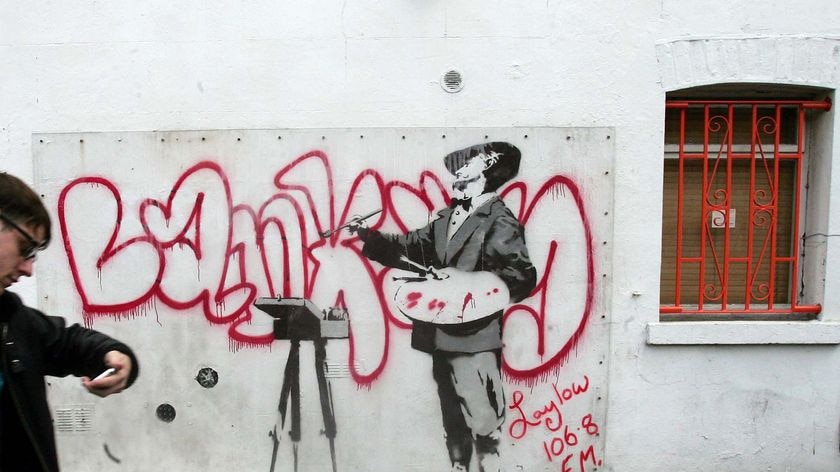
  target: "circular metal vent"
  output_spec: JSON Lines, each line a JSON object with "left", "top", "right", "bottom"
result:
{"left": 195, "top": 367, "right": 219, "bottom": 388}
{"left": 156, "top": 403, "right": 177, "bottom": 423}
{"left": 441, "top": 70, "right": 464, "bottom": 93}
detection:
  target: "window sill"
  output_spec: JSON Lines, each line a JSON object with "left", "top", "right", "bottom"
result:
{"left": 646, "top": 320, "right": 840, "bottom": 345}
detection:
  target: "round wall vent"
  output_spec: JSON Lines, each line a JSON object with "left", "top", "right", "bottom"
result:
{"left": 441, "top": 70, "right": 464, "bottom": 93}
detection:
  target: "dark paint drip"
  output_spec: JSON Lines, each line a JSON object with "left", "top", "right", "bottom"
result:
{"left": 103, "top": 443, "right": 121, "bottom": 464}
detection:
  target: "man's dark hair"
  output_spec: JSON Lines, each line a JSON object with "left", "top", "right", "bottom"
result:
{"left": 0, "top": 172, "right": 52, "bottom": 244}
{"left": 443, "top": 142, "right": 521, "bottom": 192}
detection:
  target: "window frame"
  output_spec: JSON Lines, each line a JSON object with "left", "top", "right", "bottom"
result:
{"left": 660, "top": 98, "right": 831, "bottom": 320}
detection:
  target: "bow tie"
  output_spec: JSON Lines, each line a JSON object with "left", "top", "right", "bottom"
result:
{"left": 450, "top": 198, "right": 472, "bottom": 211}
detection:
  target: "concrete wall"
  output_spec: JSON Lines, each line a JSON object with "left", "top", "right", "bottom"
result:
{"left": 2, "top": 1, "right": 840, "bottom": 470}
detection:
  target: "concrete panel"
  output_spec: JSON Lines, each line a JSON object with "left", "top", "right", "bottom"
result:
{"left": 34, "top": 127, "right": 614, "bottom": 471}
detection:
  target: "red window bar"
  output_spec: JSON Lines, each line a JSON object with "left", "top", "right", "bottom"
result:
{"left": 661, "top": 98, "right": 831, "bottom": 317}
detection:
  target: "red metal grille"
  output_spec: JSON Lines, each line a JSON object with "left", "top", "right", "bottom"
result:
{"left": 661, "top": 99, "right": 830, "bottom": 316}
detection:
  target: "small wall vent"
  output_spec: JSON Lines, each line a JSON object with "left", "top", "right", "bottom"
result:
{"left": 325, "top": 360, "right": 362, "bottom": 379}
{"left": 441, "top": 70, "right": 464, "bottom": 93}
{"left": 54, "top": 405, "right": 94, "bottom": 434}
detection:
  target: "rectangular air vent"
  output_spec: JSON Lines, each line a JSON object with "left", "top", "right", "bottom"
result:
{"left": 324, "top": 360, "right": 361, "bottom": 379}
{"left": 54, "top": 405, "right": 94, "bottom": 434}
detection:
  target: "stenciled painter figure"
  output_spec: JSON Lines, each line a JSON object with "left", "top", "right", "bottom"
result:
{"left": 352, "top": 142, "right": 537, "bottom": 472}
{"left": 0, "top": 172, "right": 139, "bottom": 472}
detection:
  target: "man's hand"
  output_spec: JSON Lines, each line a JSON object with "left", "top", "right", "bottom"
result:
{"left": 345, "top": 216, "right": 370, "bottom": 239}
{"left": 82, "top": 350, "right": 133, "bottom": 398}
{"left": 425, "top": 266, "right": 449, "bottom": 280}
{"left": 321, "top": 209, "right": 381, "bottom": 238}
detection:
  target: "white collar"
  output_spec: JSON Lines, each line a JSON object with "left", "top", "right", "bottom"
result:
{"left": 467, "top": 192, "right": 496, "bottom": 212}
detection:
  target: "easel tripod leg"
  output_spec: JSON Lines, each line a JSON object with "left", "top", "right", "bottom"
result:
{"left": 314, "top": 339, "right": 338, "bottom": 472}
{"left": 270, "top": 340, "right": 302, "bottom": 472}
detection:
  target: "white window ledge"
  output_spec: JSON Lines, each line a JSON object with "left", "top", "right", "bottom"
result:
{"left": 647, "top": 321, "right": 840, "bottom": 345}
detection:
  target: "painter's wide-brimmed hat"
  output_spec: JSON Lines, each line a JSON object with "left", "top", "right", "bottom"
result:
{"left": 443, "top": 142, "right": 521, "bottom": 191}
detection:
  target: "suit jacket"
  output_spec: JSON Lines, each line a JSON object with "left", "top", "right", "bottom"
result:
{"left": 1, "top": 291, "right": 140, "bottom": 472}
{"left": 362, "top": 195, "right": 537, "bottom": 353}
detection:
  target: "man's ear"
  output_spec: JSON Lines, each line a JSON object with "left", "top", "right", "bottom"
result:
{"left": 482, "top": 152, "right": 500, "bottom": 170}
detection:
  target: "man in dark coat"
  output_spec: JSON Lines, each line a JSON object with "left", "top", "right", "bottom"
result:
{"left": 356, "top": 142, "right": 537, "bottom": 472}
{"left": 0, "top": 172, "right": 139, "bottom": 472}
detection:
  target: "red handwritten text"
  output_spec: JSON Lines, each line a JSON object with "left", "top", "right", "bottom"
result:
{"left": 508, "top": 376, "right": 603, "bottom": 471}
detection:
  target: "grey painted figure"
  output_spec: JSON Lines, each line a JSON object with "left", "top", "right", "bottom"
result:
{"left": 355, "top": 142, "right": 537, "bottom": 472}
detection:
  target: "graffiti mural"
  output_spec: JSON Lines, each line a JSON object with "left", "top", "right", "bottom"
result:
{"left": 34, "top": 129, "right": 613, "bottom": 471}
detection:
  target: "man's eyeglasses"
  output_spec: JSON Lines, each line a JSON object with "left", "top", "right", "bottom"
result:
{"left": 0, "top": 213, "right": 47, "bottom": 260}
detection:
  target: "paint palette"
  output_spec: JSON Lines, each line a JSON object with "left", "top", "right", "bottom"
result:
{"left": 390, "top": 268, "right": 510, "bottom": 325}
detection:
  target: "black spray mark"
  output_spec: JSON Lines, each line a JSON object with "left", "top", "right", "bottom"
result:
{"left": 103, "top": 443, "right": 121, "bottom": 464}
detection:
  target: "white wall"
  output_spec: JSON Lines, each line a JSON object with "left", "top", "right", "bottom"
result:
{"left": 2, "top": 1, "right": 840, "bottom": 470}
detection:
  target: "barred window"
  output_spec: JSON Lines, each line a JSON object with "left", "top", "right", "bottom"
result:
{"left": 660, "top": 90, "right": 831, "bottom": 320}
